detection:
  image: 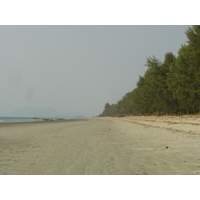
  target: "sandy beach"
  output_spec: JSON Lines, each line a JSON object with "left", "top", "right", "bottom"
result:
{"left": 1, "top": 117, "right": 200, "bottom": 175}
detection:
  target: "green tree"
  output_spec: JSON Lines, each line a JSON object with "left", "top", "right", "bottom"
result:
{"left": 185, "top": 25, "right": 200, "bottom": 112}
{"left": 137, "top": 56, "right": 164, "bottom": 113}
{"left": 160, "top": 52, "right": 178, "bottom": 112}
{"left": 168, "top": 26, "right": 200, "bottom": 114}
{"left": 100, "top": 26, "right": 200, "bottom": 116}
{"left": 101, "top": 103, "right": 111, "bottom": 116}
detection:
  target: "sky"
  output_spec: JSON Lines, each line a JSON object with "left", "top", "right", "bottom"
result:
{"left": 0, "top": 25, "right": 190, "bottom": 116}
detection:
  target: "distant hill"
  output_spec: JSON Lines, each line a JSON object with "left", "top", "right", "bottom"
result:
{"left": 2, "top": 106, "right": 84, "bottom": 118}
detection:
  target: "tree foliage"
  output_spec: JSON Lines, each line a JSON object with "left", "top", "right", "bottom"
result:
{"left": 100, "top": 25, "right": 200, "bottom": 116}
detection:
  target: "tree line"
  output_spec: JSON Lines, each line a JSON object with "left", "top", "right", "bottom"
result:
{"left": 100, "top": 25, "right": 200, "bottom": 116}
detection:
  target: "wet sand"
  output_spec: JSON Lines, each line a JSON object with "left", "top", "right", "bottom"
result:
{"left": 0, "top": 117, "right": 200, "bottom": 175}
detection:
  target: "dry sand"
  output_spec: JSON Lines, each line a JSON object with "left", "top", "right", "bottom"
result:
{"left": 0, "top": 117, "right": 200, "bottom": 175}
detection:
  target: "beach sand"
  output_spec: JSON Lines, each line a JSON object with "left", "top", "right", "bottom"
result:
{"left": 0, "top": 117, "right": 200, "bottom": 175}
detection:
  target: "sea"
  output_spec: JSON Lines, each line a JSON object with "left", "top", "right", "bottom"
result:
{"left": 0, "top": 117, "right": 53, "bottom": 123}
{"left": 0, "top": 116, "right": 83, "bottom": 123}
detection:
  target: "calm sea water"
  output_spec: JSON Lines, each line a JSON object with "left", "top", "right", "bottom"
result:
{"left": 0, "top": 117, "right": 41, "bottom": 122}
{"left": 0, "top": 116, "right": 84, "bottom": 123}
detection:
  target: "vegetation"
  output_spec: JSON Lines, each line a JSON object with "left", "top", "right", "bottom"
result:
{"left": 100, "top": 25, "right": 200, "bottom": 116}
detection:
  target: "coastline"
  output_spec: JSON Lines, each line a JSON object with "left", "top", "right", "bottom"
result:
{"left": 0, "top": 118, "right": 86, "bottom": 125}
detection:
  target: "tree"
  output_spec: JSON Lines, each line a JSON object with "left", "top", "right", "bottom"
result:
{"left": 185, "top": 25, "right": 200, "bottom": 112}
{"left": 101, "top": 103, "right": 111, "bottom": 116}
{"left": 160, "top": 52, "right": 178, "bottom": 112}
{"left": 168, "top": 45, "right": 197, "bottom": 113}
{"left": 167, "top": 26, "right": 200, "bottom": 114}
{"left": 100, "top": 26, "right": 200, "bottom": 116}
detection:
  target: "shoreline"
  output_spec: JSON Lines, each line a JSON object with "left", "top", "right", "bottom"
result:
{"left": 0, "top": 118, "right": 87, "bottom": 126}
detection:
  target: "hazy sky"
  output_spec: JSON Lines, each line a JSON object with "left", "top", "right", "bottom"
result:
{"left": 0, "top": 25, "right": 190, "bottom": 116}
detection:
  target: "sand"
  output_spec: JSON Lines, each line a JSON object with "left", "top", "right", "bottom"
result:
{"left": 0, "top": 117, "right": 200, "bottom": 175}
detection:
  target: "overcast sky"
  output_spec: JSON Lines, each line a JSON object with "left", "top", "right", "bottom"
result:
{"left": 0, "top": 25, "right": 190, "bottom": 116}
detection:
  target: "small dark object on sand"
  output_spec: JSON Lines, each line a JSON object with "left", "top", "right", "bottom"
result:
{"left": 165, "top": 146, "right": 169, "bottom": 149}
